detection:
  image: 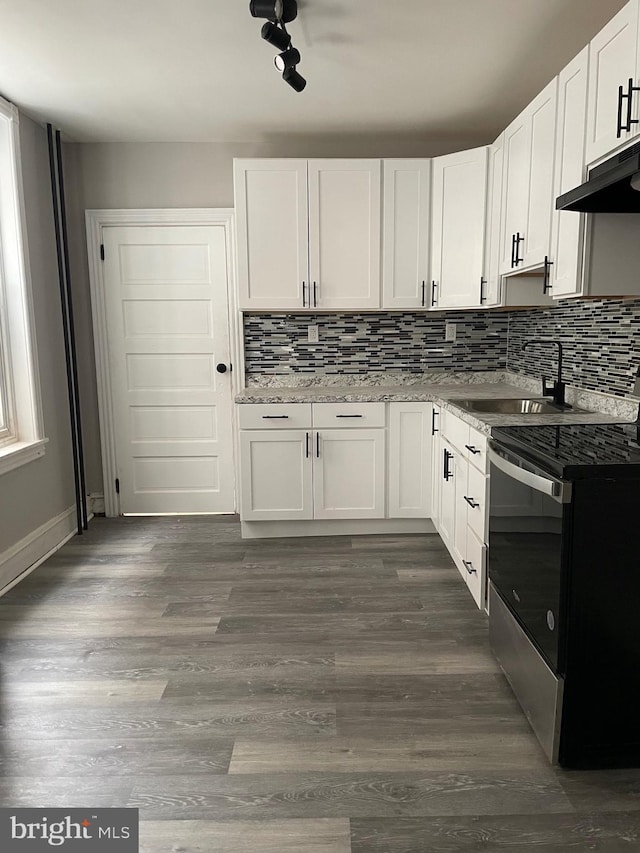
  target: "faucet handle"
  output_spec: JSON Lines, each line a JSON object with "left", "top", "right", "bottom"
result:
{"left": 541, "top": 376, "right": 555, "bottom": 397}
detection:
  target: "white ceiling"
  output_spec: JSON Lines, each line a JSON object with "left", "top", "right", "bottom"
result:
{"left": 0, "top": 0, "right": 630, "bottom": 144}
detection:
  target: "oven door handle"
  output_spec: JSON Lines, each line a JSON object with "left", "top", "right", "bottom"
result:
{"left": 489, "top": 446, "right": 572, "bottom": 504}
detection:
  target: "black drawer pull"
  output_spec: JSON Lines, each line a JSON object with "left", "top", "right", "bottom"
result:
{"left": 463, "top": 560, "right": 477, "bottom": 575}
{"left": 335, "top": 414, "right": 363, "bottom": 418}
{"left": 465, "top": 444, "right": 481, "bottom": 455}
{"left": 443, "top": 448, "right": 453, "bottom": 481}
{"left": 464, "top": 496, "right": 479, "bottom": 509}
{"left": 262, "top": 415, "right": 289, "bottom": 419}
{"left": 431, "top": 408, "right": 439, "bottom": 435}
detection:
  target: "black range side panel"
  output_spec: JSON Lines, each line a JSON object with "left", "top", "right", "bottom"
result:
{"left": 559, "top": 475, "right": 640, "bottom": 768}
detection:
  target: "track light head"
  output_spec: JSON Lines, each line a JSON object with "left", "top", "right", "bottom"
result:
{"left": 282, "top": 66, "right": 307, "bottom": 92}
{"left": 274, "top": 47, "right": 301, "bottom": 72}
{"left": 249, "top": 0, "right": 297, "bottom": 23}
{"left": 261, "top": 21, "right": 292, "bottom": 50}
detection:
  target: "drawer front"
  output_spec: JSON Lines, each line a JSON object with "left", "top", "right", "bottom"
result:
{"left": 312, "top": 402, "right": 386, "bottom": 429}
{"left": 464, "top": 528, "right": 486, "bottom": 608}
{"left": 238, "top": 403, "right": 312, "bottom": 430}
{"left": 466, "top": 426, "right": 488, "bottom": 472}
{"left": 465, "top": 463, "right": 488, "bottom": 542}
{"left": 441, "top": 409, "right": 470, "bottom": 453}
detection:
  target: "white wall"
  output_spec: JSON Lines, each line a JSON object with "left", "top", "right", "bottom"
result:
{"left": 64, "top": 133, "right": 487, "bottom": 496}
{"left": 0, "top": 114, "right": 76, "bottom": 567}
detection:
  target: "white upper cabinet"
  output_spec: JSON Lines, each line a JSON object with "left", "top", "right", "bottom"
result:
{"left": 586, "top": 0, "right": 640, "bottom": 165}
{"left": 235, "top": 159, "right": 309, "bottom": 311}
{"left": 382, "top": 159, "right": 431, "bottom": 309}
{"left": 430, "top": 146, "right": 489, "bottom": 309}
{"left": 308, "top": 159, "right": 381, "bottom": 310}
{"left": 500, "top": 79, "right": 558, "bottom": 275}
{"left": 483, "top": 134, "right": 504, "bottom": 307}
{"left": 235, "top": 158, "right": 381, "bottom": 311}
{"left": 550, "top": 47, "right": 589, "bottom": 299}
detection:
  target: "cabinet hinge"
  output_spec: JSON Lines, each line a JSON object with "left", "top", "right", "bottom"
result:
{"left": 100, "top": 243, "right": 105, "bottom": 261}
{"left": 115, "top": 478, "right": 120, "bottom": 494}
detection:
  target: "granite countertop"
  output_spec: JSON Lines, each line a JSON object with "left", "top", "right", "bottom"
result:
{"left": 236, "top": 372, "right": 639, "bottom": 436}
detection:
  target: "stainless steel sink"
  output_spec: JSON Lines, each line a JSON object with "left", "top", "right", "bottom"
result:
{"left": 455, "top": 398, "right": 588, "bottom": 415}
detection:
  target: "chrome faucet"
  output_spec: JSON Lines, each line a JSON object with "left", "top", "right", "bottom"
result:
{"left": 522, "top": 339, "right": 567, "bottom": 407}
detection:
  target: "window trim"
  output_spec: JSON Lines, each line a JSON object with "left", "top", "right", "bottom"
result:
{"left": 0, "top": 96, "right": 46, "bottom": 473}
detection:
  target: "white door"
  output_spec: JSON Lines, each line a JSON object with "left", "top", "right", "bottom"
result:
{"left": 234, "top": 159, "right": 309, "bottom": 310}
{"left": 102, "top": 224, "right": 235, "bottom": 514}
{"left": 382, "top": 159, "right": 431, "bottom": 309}
{"left": 239, "top": 430, "right": 313, "bottom": 521}
{"left": 313, "top": 429, "right": 385, "bottom": 519}
{"left": 388, "top": 402, "right": 433, "bottom": 518}
{"left": 522, "top": 78, "right": 557, "bottom": 269}
{"left": 308, "top": 159, "right": 381, "bottom": 310}
{"left": 551, "top": 47, "right": 589, "bottom": 298}
{"left": 431, "top": 146, "right": 488, "bottom": 308}
{"left": 586, "top": 0, "right": 640, "bottom": 164}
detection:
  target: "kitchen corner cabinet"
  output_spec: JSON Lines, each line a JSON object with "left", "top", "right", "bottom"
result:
{"left": 430, "top": 146, "right": 489, "bottom": 309}
{"left": 234, "top": 158, "right": 381, "bottom": 311}
{"left": 382, "top": 160, "right": 431, "bottom": 309}
{"left": 500, "top": 79, "right": 558, "bottom": 276}
{"left": 585, "top": 0, "right": 640, "bottom": 165}
{"left": 387, "top": 402, "right": 433, "bottom": 518}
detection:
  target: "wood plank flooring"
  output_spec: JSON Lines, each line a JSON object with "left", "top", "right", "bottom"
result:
{"left": 1, "top": 516, "right": 640, "bottom": 851}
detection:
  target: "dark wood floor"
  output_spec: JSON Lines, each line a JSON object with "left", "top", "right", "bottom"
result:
{"left": 1, "top": 516, "right": 639, "bottom": 851}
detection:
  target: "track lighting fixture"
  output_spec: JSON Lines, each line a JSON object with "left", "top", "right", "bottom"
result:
{"left": 261, "top": 21, "right": 291, "bottom": 51}
{"left": 274, "top": 47, "right": 300, "bottom": 72}
{"left": 283, "top": 66, "right": 307, "bottom": 92}
{"left": 249, "top": 0, "right": 307, "bottom": 92}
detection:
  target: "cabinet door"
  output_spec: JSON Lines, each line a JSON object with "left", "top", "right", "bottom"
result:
{"left": 308, "top": 160, "right": 381, "bottom": 310}
{"left": 430, "top": 147, "right": 488, "bottom": 308}
{"left": 382, "top": 160, "right": 431, "bottom": 309}
{"left": 234, "top": 159, "right": 309, "bottom": 310}
{"left": 586, "top": 0, "right": 640, "bottom": 164}
{"left": 483, "top": 135, "right": 504, "bottom": 307}
{"left": 239, "top": 430, "right": 313, "bottom": 521}
{"left": 388, "top": 403, "right": 433, "bottom": 518}
{"left": 313, "top": 429, "right": 385, "bottom": 519}
{"left": 500, "top": 113, "right": 530, "bottom": 274}
{"left": 551, "top": 48, "right": 589, "bottom": 298}
{"left": 522, "top": 78, "right": 558, "bottom": 269}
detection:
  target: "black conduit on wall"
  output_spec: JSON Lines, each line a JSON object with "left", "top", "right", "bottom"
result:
{"left": 47, "top": 124, "right": 87, "bottom": 534}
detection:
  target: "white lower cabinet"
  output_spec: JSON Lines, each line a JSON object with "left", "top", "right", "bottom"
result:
{"left": 314, "top": 429, "right": 385, "bottom": 519}
{"left": 387, "top": 402, "right": 434, "bottom": 518}
{"left": 433, "top": 411, "right": 489, "bottom": 609}
{"left": 240, "top": 430, "right": 313, "bottom": 521}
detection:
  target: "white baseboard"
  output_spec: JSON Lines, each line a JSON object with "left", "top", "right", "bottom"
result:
{"left": 0, "top": 505, "right": 79, "bottom": 596}
{"left": 240, "top": 518, "right": 436, "bottom": 539}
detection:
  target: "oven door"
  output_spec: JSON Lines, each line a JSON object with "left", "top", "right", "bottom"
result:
{"left": 488, "top": 441, "right": 572, "bottom": 672}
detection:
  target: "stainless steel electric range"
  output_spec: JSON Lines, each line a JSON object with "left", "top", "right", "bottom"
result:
{"left": 488, "top": 421, "right": 640, "bottom": 768}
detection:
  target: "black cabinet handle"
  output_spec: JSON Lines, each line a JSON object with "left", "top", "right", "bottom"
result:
{"left": 262, "top": 415, "right": 289, "bottom": 419}
{"left": 443, "top": 448, "right": 453, "bottom": 481}
{"left": 514, "top": 232, "right": 524, "bottom": 266}
{"left": 510, "top": 234, "right": 516, "bottom": 268}
{"left": 625, "top": 77, "right": 640, "bottom": 133}
{"left": 543, "top": 255, "right": 553, "bottom": 294}
{"left": 431, "top": 280, "right": 438, "bottom": 307}
{"left": 431, "top": 408, "right": 439, "bottom": 435}
{"left": 464, "top": 495, "right": 480, "bottom": 509}
{"left": 480, "top": 277, "right": 487, "bottom": 305}
{"left": 302, "top": 281, "right": 307, "bottom": 307}
{"left": 335, "top": 414, "right": 363, "bottom": 418}
{"left": 617, "top": 83, "right": 625, "bottom": 138}
{"left": 464, "top": 444, "right": 480, "bottom": 455}
{"left": 463, "top": 560, "right": 477, "bottom": 575}
{"left": 313, "top": 281, "right": 318, "bottom": 307}
{"left": 421, "top": 280, "right": 426, "bottom": 307}
{"left": 305, "top": 431, "right": 310, "bottom": 458}
{"left": 316, "top": 432, "right": 320, "bottom": 458}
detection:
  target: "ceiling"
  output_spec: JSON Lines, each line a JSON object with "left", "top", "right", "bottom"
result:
{"left": 0, "top": 0, "right": 630, "bottom": 144}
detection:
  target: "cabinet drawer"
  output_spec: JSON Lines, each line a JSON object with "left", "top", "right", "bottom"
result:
{"left": 464, "top": 528, "right": 486, "bottom": 607}
{"left": 441, "top": 409, "right": 470, "bottom": 452}
{"left": 466, "top": 464, "right": 488, "bottom": 542}
{"left": 312, "top": 402, "right": 386, "bottom": 428}
{"left": 238, "top": 403, "right": 312, "bottom": 430}
{"left": 466, "top": 426, "right": 488, "bottom": 472}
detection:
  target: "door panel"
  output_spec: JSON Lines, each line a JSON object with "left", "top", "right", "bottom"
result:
{"left": 240, "top": 430, "right": 313, "bottom": 521}
{"left": 313, "top": 429, "right": 385, "bottom": 519}
{"left": 103, "top": 224, "right": 235, "bottom": 514}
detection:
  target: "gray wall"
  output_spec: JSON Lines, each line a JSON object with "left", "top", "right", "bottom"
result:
{"left": 0, "top": 114, "right": 75, "bottom": 555}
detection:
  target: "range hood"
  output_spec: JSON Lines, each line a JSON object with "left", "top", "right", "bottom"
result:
{"left": 556, "top": 141, "right": 640, "bottom": 212}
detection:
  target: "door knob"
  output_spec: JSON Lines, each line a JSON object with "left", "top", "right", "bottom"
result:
{"left": 216, "top": 363, "right": 229, "bottom": 373}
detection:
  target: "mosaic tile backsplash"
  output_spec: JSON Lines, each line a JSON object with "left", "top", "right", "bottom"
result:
{"left": 244, "top": 297, "right": 640, "bottom": 398}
